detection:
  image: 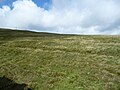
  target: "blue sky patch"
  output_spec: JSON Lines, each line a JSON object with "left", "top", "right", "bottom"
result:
{"left": 0, "top": 0, "right": 52, "bottom": 10}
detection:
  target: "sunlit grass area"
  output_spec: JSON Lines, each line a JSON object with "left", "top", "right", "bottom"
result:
{"left": 0, "top": 28, "right": 120, "bottom": 90}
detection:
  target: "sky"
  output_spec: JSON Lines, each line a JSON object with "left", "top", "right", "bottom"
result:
{"left": 0, "top": 0, "right": 120, "bottom": 35}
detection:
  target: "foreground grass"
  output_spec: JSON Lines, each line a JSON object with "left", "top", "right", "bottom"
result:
{"left": 0, "top": 28, "right": 120, "bottom": 90}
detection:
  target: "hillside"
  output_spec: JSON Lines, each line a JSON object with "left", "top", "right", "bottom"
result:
{"left": 0, "top": 28, "right": 120, "bottom": 90}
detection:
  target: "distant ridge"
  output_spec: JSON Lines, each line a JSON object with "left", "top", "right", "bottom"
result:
{"left": 0, "top": 28, "right": 62, "bottom": 37}
{"left": 0, "top": 28, "right": 80, "bottom": 37}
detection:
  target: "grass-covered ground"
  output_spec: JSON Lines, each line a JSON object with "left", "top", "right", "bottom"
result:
{"left": 0, "top": 28, "right": 120, "bottom": 90}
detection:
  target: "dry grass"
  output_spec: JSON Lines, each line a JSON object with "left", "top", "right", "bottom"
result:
{"left": 0, "top": 28, "right": 120, "bottom": 90}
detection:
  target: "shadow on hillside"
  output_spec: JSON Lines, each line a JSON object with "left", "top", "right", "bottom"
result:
{"left": 0, "top": 76, "right": 31, "bottom": 90}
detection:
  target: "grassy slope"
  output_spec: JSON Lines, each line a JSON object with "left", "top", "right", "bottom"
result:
{"left": 0, "top": 28, "right": 120, "bottom": 90}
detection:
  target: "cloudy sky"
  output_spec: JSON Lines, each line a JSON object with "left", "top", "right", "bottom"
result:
{"left": 0, "top": 0, "right": 120, "bottom": 35}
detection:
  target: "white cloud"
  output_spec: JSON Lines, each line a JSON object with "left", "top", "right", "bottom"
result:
{"left": 0, "top": 0, "right": 120, "bottom": 34}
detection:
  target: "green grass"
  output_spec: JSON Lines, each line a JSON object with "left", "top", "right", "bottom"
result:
{"left": 0, "top": 28, "right": 120, "bottom": 90}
